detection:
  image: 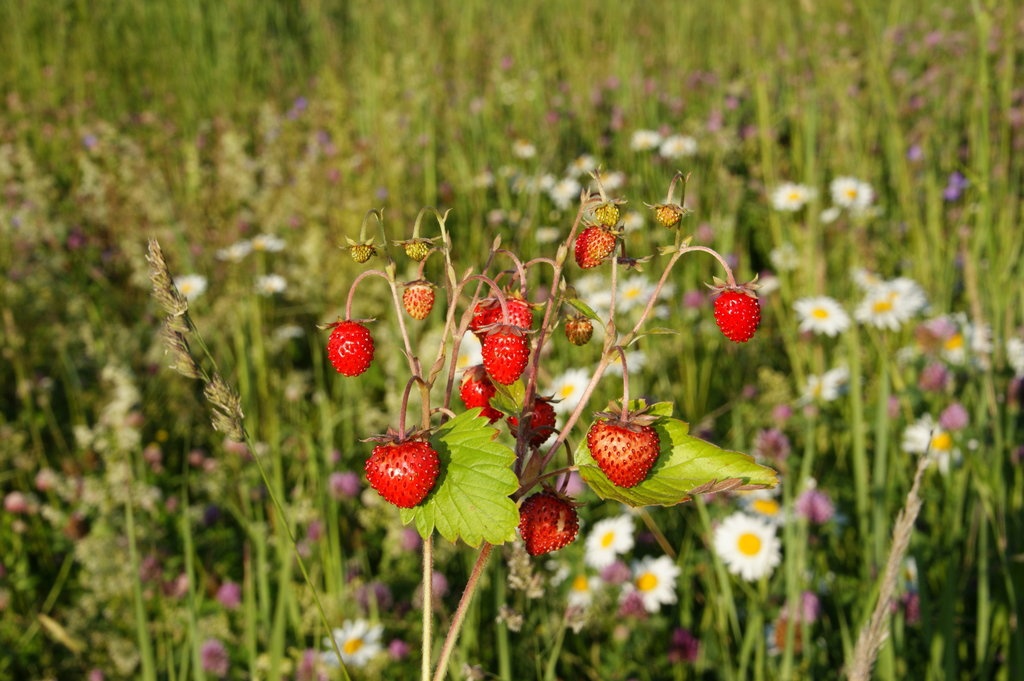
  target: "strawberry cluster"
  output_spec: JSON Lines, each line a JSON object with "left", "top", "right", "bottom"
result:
{"left": 322, "top": 173, "right": 764, "bottom": 557}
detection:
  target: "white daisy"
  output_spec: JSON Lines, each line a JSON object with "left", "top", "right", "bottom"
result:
{"left": 770, "top": 182, "right": 816, "bottom": 212}
{"left": 712, "top": 512, "right": 782, "bottom": 581}
{"left": 794, "top": 296, "right": 851, "bottom": 337}
{"left": 549, "top": 177, "right": 582, "bottom": 210}
{"left": 548, "top": 368, "right": 591, "bottom": 416}
{"left": 741, "top": 488, "right": 785, "bottom": 526}
{"left": 658, "top": 134, "right": 698, "bottom": 159}
{"left": 616, "top": 274, "right": 657, "bottom": 315}
{"left": 629, "top": 129, "right": 663, "bottom": 152}
{"left": 1006, "top": 337, "right": 1024, "bottom": 377}
{"left": 174, "top": 274, "right": 208, "bottom": 301}
{"left": 215, "top": 240, "right": 252, "bottom": 262}
{"left": 566, "top": 154, "right": 599, "bottom": 177}
{"left": 255, "top": 274, "right": 287, "bottom": 296}
{"left": 901, "top": 414, "right": 960, "bottom": 474}
{"left": 624, "top": 555, "right": 681, "bottom": 613}
{"left": 322, "top": 619, "right": 384, "bottom": 668}
{"left": 455, "top": 333, "right": 483, "bottom": 374}
{"left": 854, "top": 278, "right": 927, "bottom": 331}
{"left": 584, "top": 515, "right": 635, "bottom": 569}
{"left": 940, "top": 314, "right": 992, "bottom": 367}
{"left": 829, "top": 176, "right": 874, "bottom": 213}
{"left": 594, "top": 169, "right": 626, "bottom": 191}
{"left": 512, "top": 139, "right": 537, "bottom": 160}
{"left": 621, "top": 211, "right": 645, "bottom": 232}
{"left": 250, "top": 233, "right": 286, "bottom": 252}
{"left": 769, "top": 243, "right": 800, "bottom": 272}
{"left": 566, "top": 573, "right": 601, "bottom": 609}
{"left": 801, "top": 366, "right": 849, "bottom": 403}
{"left": 819, "top": 206, "right": 842, "bottom": 224}
{"left": 851, "top": 267, "right": 885, "bottom": 291}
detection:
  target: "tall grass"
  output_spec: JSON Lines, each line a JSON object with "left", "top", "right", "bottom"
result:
{"left": 2, "top": 1, "right": 1022, "bottom": 679}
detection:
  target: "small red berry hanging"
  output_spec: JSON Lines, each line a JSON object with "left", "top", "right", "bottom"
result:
{"left": 574, "top": 225, "right": 618, "bottom": 269}
{"left": 364, "top": 433, "right": 440, "bottom": 508}
{"left": 402, "top": 280, "right": 436, "bottom": 320}
{"left": 326, "top": 320, "right": 375, "bottom": 376}
{"left": 518, "top": 490, "right": 580, "bottom": 556}
{"left": 709, "top": 280, "right": 761, "bottom": 343}
{"left": 585, "top": 407, "right": 662, "bottom": 488}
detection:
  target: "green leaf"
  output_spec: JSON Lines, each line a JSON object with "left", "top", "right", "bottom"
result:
{"left": 565, "top": 297, "right": 601, "bottom": 321}
{"left": 577, "top": 405, "right": 777, "bottom": 507}
{"left": 490, "top": 379, "right": 525, "bottom": 415}
{"left": 400, "top": 409, "right": 519, "bottom": 546}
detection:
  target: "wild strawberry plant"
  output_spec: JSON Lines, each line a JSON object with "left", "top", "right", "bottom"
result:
{"left": 322, "top": 172, "right": 777, "bottom": 680}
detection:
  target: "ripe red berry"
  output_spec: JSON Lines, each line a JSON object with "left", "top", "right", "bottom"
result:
{"left": 508, "top": 397, "right": 557, "bottom": 448}
{"left": 564, "top": 315, "right": 594, "bottom": 346}
{"left": 574, "top": 225, "right": 617, "bottom": 269}
{"left": 469, "top": 295, "right": 533, "bottom": 338}
{"left": 518, "top": 491, "right": 580, "bottom": 556}
{"left": 327, "top": 321, "right": 375, "bottom": 377}
{"left": 364, "top": 439, "right": 440, "bottom": 508}
{"left": 402, "top": 281, "right": 435, "bottom": 320}
{"left": 585, "top": 417, "right": 661, "bottom": 488}
{"left": 481, "top": 326, "right": 531, "bottom": 385}
{"left": 713, "top": 290, "right": 761, "bottom": 343}
{"left": 458, "top": 365, "right": 502, "bottom": 423}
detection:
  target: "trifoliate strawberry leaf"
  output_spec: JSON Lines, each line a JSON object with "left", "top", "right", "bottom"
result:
{"left": 401, "top": 409, "right": 519, "bottom": 546}
{"left": 577, "top": 406, "right": 777, "bottom": 507}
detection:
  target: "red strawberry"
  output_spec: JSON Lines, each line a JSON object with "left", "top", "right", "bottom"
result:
{"left": 518, "top": 491, "right": 580, "bottom": 556}
{"left": 574, "top": 225, "right": 617, "bottom": 269}
{"left": 459, "top": 365, "right": 502, "bottom": 423}
{"left": 713, "top": 290, "right": 761, "bottom": 343}
{"left": 365, "top": 438, "right": 440, "bottom": 508}
{"left": 585, "top": 415, "right": 661, "bottom": 488}
{"left": 481, "top": 325, "right": 531, "bottom": 385}
{"left": 327, "top": 321, "right": 375, "bottom": 376}
{"left": 564, "top": 315, "right": 594, "bottom": 346}
{"left": 508, "top": 396, "right": 557, "bottom": 448}
{"left": 469, "top": 295, "right": 533, "bottom": 338}
{"left": 403, "top": 281, "right": 435, "bottom": 320}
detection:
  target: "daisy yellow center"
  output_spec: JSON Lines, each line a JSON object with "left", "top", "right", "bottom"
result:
{"left": 930, "top": 432, "right": 953, "bottom": 452}
{"left": 751, "top": 499, "right": 780, "bottom": 516}
{"left": 636, "top": 572, "right": 659, "bottom": 592}
{"left": 343, "top": 638, "right": 364, "bottom": 655}
{"left": 600, "top": 531, "right": 616, "bottom": 548}
{"left": 872, "top": 297, "right": 894, "bottom": 314}
{"left": 944, "top": 334, "right": 964, "bottom": 351}
{"left": 845, "top": 188, "right": 859, "bottom": 199}
{"left": 737, "top": 532, "right": 762, "bottom": 557}
{"left": 811, "top": 307, "right": 831, "bottom": 319}
{"left": 788, "top": 191, "right": 802, "bottom": 202}
{"left": 624, "top": 286, "right": 642, "bottom": 300}
{"left": 559, "top": 384, "right": 577, "bottom": 399}
{"left": 572, "top": 575, "right": 589, "bottom": 592}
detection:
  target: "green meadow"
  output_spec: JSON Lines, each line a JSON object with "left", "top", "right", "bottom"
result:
{"left": 2, "top": 1, "right": 1022, "bottom": 679}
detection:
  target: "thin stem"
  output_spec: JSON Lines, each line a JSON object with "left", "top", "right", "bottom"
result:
{"left": 421, "top": 535, "right": 433, "bottom": 681}
{"left": 343, "top": 268, "right": 390, "bottom": 320}
{"left": 432, "top": 543, "right": 495, "bottom": 681}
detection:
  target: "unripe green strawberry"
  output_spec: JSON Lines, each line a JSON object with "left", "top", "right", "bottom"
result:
{"left": 574, "top": 225, "right": 617, "bottom": 269}
{"left": 365, "top": 439, "right": 439, "bottom": 508}
{"left": 327, "top": 321, "right": 374, "bottom": 377}
{"left": 403, "top": 240, "right": 431, "bottom": 262}
{"left": 713, "top": 290, "right": 761, "bottom": 343}
{"left": 402, "top": 281, "right": 435, "bottom": 320}
{"left": 564, "top": 315, "right": 594, "bottom": 346}
{"left": 652, "top": 203, "right": 684, "bottom": 228}
{"left": 586, "top": 416, "right": 661, "bottom": 488}
{"left": 593, "top": 202, "right": 621, "bottom": 227}
{"left": 481, "top": 325, "right": 531, "bottom": 385}
{"left": 349, "top": 243, "right": 376, "bottom": 263}
{"left": 518, "top": 491, "right": 580, "bottom": 556}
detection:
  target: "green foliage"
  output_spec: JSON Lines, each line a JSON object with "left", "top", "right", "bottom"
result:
{"left": 400, "top": 409, "right": 519, "bottom": 547}
{"left": 577, "top": 402, "right": 778, "bottom": 507}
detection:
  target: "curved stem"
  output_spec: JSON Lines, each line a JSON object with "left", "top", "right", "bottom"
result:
{"left": 344, "top": 269, "right": 390, "bottom": 320}
{"left": 493, "top": 248, "right": 529, "bottom": 293}
{"left": 357, "top": 208, "right": 383, "bottom": 243}
{"left": 432, "top": 543, "right": 494, "bottom": 681}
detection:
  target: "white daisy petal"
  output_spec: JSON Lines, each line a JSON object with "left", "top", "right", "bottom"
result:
{"left": 712, "top": 512, "right": 781, "bottom": 581}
